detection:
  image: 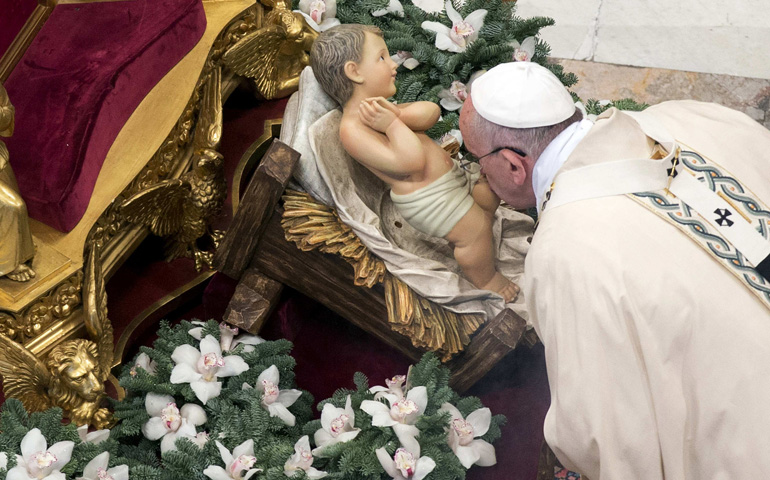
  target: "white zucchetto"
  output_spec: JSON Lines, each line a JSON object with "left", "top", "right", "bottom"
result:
{"left": 470, "top": 62, "right": 575, "bottom": 128}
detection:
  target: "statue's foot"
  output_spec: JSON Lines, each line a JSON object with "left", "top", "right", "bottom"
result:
{"left": 209, "top": 229, "right": 225, "bottom": 248}
{"left": 482, "top": 272, "right": 520, "bottom": 303}
{"left": 5, "top": 264, "right": 36, "bottom": 282}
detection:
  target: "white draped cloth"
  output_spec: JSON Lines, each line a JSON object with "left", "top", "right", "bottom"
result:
{"left": 525, "top": 101, "right": 770, "bottom": 478}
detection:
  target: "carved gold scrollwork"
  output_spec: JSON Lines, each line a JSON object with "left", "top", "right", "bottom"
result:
{"left": 281, "top": 190, "right": 485, "bottom": 361}
{"left": 0, "top": 272, "right": 83, "bottom": 343}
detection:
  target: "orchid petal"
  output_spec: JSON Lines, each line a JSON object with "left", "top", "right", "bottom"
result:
{"left": 83, "top": 451, "right": 109, "bottom": 479}
{"left": 41, "top": 473, "right": 65, "bottom": 480}
{"left": 413, "top": 456, "right": 437, "bottom": 480}
{"left": 369, "top": 386, "right": 388, "bottom": 393}
{"left": 160, "top": 432, "right": 180, "bottom": 453}
{"left": 180, "top": 403, "right": 207, "bottom": 426}
{"left": 412, "top": 0, "right": 444, "bottom": 13}
{"left": 85, "top": 429, "right": 110, "bottom": 444}
{"left": 375, "top": 448, "right": 398, "bottom": 478}
{"left": 199, "top": 335, "right": 222, "bottom": 356}
{"left": 471, "top": 439, "right": 497, "bottom": 466}
{"left": 170, "top": 363, "right": 202, "bottom": 384}
{"left": 320, "top": 404, "right": 344, "bottom": 431}
{"left": 466, "top": 408, "right": 491, "bottom": 437}
{"left": 393, "top": 423, "right": 420, "bottom": 455}
{"left": 268, "top": 403, "right": 297, "bottom": 426}
{"left": 464, "top": 9, "right": 488, "bottom": 31}
{"left": 108, "top": 465, "right": 129, "bottom": 480}
{"left": 455, "top": 444, "right": 479, "bottom": 468}
{"left": 20, "top": 428, "right": 46, "bottom": 460}
{"left": 203, "top": 465, "right": 232, "bottom": 480}
{"left": 306, "top": 467, "right": 328, "bottom": 479}
{"left": 334, "top": 429, "right": 360, "bottom": 443}
{"left": 521, "top": 36, "right": 536, "bottom": 56}
{"left": 407, "top": 386, "right": 428, "bottom": 415}
{"left": 47, "top": 441, "right": 74, "bottom": 470}
{"left": 403, "top": 58, "right": 420, "bottom": 70}
{"left": 233, "top": 439, "right": 255, "bottom": 459}
{"left": 439, "top": 402, "right": 462, "bottom": 421}
{"left": 257, "top": 365, "right": 280, "bottom": 387}
{"left": 440, "top": 97, "right": 463, "bottom": 111}
{"left": 233, "top": 334, "right": 264, "bottom": 347}
{"left": 142, "top": 417, "right": 170, "bottom": 441}
{"left": 215, "top": 441, "right": 234, "bottom": 466}
{"left": 318, "top": 18, "right": 341, "bottom": 31}
{"left": 7, "top": 466, "right": 34, "bottom": 480}
{"left": 444, "top": 0, "right": 462, "bottom": 24}
{"left": 314, "top": 428, "right": 333, "bottom": 448}
{"left": 145, "top": 392, "right": 175, "bottom": 417}
{"left": 219, "top": 355, "right": 248, "bottom": 377}
{"left": 243, "top": 468, "right": 262, "bottom": 480}
{"left": 188, "top": 327, "right": 204, "bottom": 340}
{"left": 295, "top": 435, "right": 311, "bottom": 451}
{"left": 277, "top": 389, "right": 302, "bottom": 407}
{"left": 296, "top": 11, "right": 322, "bottom": 32}
{"left": 171, "top": 344, "right": 201, "bottom": 366}
{"left": 344, "top": 395, "right": 355, "bottom": 417}
{"left": 421, "top": 21, "right": 450, "bottom": 37}
{"left": 190, "top": 379, "right": 221, "bottom": 405}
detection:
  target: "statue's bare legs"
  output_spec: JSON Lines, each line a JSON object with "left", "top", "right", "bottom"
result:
{"left": 6, "top": 263, "right": 35, "bottom": 282}
{"left": 446, "top": 202, "right": 519, "bottom": 303}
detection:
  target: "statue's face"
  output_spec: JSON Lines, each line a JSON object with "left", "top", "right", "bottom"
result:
{"left": 60, "top": 351, "right": 103, "bottom": 402}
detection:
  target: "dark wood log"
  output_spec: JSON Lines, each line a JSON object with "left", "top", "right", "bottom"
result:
{"left": 214, "top": 139, "right": 300, "bottom": 279}
{"left": 251, "top": 210, "right": 426, "bottom": 362}
{"left": 224, "top": 267, "right": 283, "bottom": 335}
{"left": 447, "top": 308, "right": 528, "bottom": 392}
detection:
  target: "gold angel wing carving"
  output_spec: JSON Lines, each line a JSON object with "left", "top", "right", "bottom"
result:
{"left": 120, "top": 180, "right": 191, "bottom": 237}
{"left": 82, "top": 244, "right": 113, "bottom": 379}
{"left": 0, "top": 333, "right": 52, "bottom": 413}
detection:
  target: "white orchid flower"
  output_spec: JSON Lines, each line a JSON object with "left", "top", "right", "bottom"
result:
{"left": 412, "top": 0, "right": 444, "bottom": 14}
{"left": 375, "top": 445, "right": 435, "bottom": 480}
{"left": 422, "top": 1, "right": 487, "bottom": 53}
{"left": 76, "top": 452, "right": 128, "bottom": 480}
{"left": 511, "top": 36, "right": 536, "bottom": 62}
{"left": 390, "top": 52, "right": 419, "bottom": 70}
{"left": 360, "top": 386, "right": 427, "bottom": 454}
{"left": 438, "top": 80, "right": 468, "bottom": 111}
{"left": 296, "top": 0, "right": 341, "bottom": 32}
{"left": 141, "top": 392, "right": 207, "bottom": 453}
{"left": 7, "top": 428, "right": 74, "bottom": 480}
{"left": 370, "top": 375, "right": 406, "bottom": 400}
{"left": 189, "top": 322, "right": 265, "bottom": 354}
{"left": 284, "top": 436, "right": 327, "bottom": 478}
{"left": 372, "top": 0, "right": 404, "bottom": 17}
{"left": 130, "top": 352, "right": 157, "bottom": 377}
{"left": 243, "top": 365, "right": 302, "bottom": 426}
{"left": 76, "top": 425, "right": 110, "bottom": 445}
{"left": 439, "top": 129, "right": 463, "bottom": 148}
{"left": 204, "top": 440, "right": 262, "bottom": 480}
{"left": 170, "top": 334, "right": 249, "bottom": 404}
{"left": 312, "top": 395, "right": 361, "bottom": 456}
{"left": 439, "top": 403, "right": 496, "bottom": 468}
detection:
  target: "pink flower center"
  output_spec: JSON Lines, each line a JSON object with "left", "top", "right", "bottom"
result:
{"left": 393, "top": 448, "right": 416, "bottom": 477}
{"left": 451, "top": 418, "right": 475, "bottom": 446}
{"left": 97, "top": 467, "right": 114, "bottom": 480}
{"left": 453, "top": 21, "right": 474, "bottom": 38}
{"left": 28, "top": 451, "right": 57, "bottom": 477}
{"left": 449, "top": 81, "right": 467, "bottom": 102}
{"left": 262, "top": 379, "right": 279, "bottom": 404}
{"left": 391, "top": 398, "right": 418, "bottom": 421}
{"left": 514, "top": 49, "right": 530, "bottom": 62}
{"left": 296, "top": 447, "right": 313, "bottom": 470}
{"left": 309, "top": 0, "right": 326, "bottom": 23}
{"left": 194, "top": 431, "right": 210, "bottom": 448}
{"left": 197, "top": 352, "right": 225, "bottom": 381}
{"left": 385, "top": 375, "right": 405, "bottom": 389}
{"left": 229, "top": 454, "right": 257, "bottom": 479}
{"left": 330, "top": 413, "right": 349, "bottom": 437}
{"left": 161, "top": 402, "right": 182, "bottom": 431}
{"left": 129, "top": 366, "right": 138, "bottom": 377}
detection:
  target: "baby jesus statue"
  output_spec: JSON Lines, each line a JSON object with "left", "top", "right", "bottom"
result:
{"left": 310, "top": 24, "right": 518, "bottom": 301}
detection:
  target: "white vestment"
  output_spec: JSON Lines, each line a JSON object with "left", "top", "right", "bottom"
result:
{"left": 525, "top": 101, "right": 770, "bottom": 479}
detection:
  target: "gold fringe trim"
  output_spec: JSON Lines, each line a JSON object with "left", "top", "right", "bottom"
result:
{"left": 281, "top": 190, "right": 485, "bottom": 360}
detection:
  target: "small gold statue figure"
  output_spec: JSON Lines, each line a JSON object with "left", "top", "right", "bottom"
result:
{"left": 223, "top": 0, "right": 319, "bottom": 99}
{"left": 0, "top": 82, "right": 35, "bottom": 282}
{"left": 0, "top": 245, "right": 114, "bottom": 428}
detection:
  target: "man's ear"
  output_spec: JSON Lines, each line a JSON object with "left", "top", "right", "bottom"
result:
{"left": 344, "top": 61, "right": 364, "bottom": 84}
{"left": 499, "top": 149, "right": 528, "bottom": 186}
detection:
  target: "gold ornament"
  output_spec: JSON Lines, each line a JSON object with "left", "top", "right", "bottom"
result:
{"left": 120, "top": 67, "right": 227, "bottom": 271}
{"left": 223, "top": 0, "right": 318, "bottom": 99}
{"left": 0, "top": 245, "right": 114, "bottom": 428}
